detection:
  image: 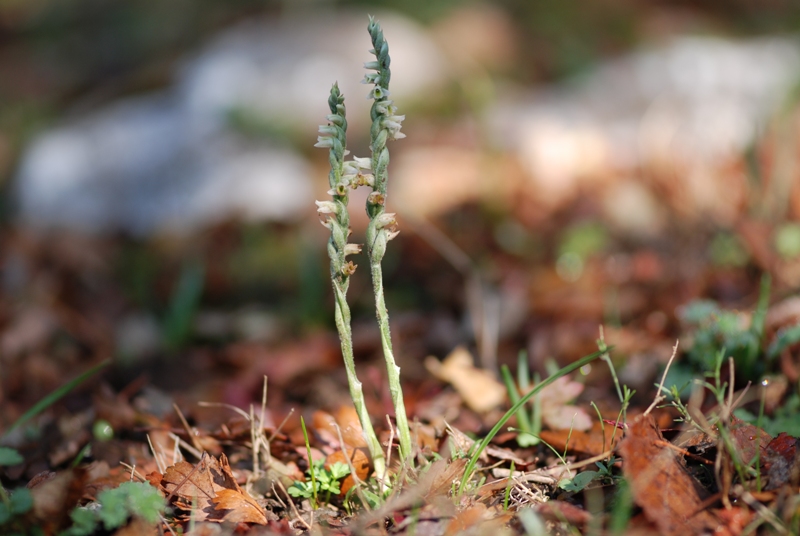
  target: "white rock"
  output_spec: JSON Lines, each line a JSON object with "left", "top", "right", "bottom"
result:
{"left": 13, "top": 11, "right": 449, "bottom": 235}
{"left": 490, "top": 36, "right": 800, "bottom": 217}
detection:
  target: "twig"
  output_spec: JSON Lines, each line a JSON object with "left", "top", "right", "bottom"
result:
{"left": 173, "top": 403, "right": 203, "bottom": 454}
{"left": 644, "top": 339, "right": 679, "bottom": 416}
{"left": 275, "top": 479, "right": 312, "bottom": 532}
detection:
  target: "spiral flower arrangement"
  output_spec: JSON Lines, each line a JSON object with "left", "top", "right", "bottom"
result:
{"left": 314, "top": 17, "right": 412, "bottom": 482}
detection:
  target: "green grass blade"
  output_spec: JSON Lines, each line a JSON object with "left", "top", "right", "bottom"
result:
{"left": 458, "top": 349, "right": 605, "bottom": 494}
{"left": 500, "top": 364, "right": 531, "bottom": 433}
{"left": 2, "top": 359, "right": 110, "bottom": 440}
{"left": 299, "top": 416, "right": 318, "bottom": 509}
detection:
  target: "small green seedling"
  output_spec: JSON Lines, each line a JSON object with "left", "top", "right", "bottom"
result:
{"left": 501, "top": 351, "right": 542, "bottom": 447}
{"left": 288, "top": 461, "right": 351, "bottom": 505}
{"left": 65, "top": 481, "right": 165, "bottom": 536}
{"left": 558, "top": 456, "right": 619, "bottom": 493}
{"left": 458, "top": 349, "right": 604, "bottom": 494}
{"left": 677, "top": 274, "right": 770, "bottom": 381}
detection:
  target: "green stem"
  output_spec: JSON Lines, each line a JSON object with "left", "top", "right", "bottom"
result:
{"left": 332, "top": 282, "right": 386, "bottom": 480}
{"left": 363, "top": 15, "right": 413, "bottom": 467}
{"left": 368, "top": 255, "right": 412, "bottom": 463}
{"left": 316, "top": 83, "right": 387, "bottom": 483}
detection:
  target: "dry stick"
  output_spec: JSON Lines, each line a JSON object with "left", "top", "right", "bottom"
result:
{"left": 270, "top": 408, "right": 294, "bottom": 442}
{"left": 173, "top": 403, "right": 203, "bottom": 454}
{"left": 332, "top": 423, "right": 372, "bottom": 512}
{"left": 644, "top": 339, "right": 680, "bottom": 416}
{"left": 384, "top": 414, "right": 395, "bottom": 479}
{"left": 168, "top": 432, "right": 201, "bottom": 460}
{"left": 147, "top": 434, "right": 165, "bottom": 474}
{"left": 274, "top": 480, "right": 312, "bottom": 532}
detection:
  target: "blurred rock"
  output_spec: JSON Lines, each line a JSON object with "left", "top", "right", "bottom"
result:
{"left": 12, "top": 11, "right": 449, "bottom": 236}
{"left": 490, "top": 36, "right": 800, "bottom": 222}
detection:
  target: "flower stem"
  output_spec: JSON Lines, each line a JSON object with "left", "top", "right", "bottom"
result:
{"left": 316, "top": 83, "right": 386, "bottom": 481}
{"left": 364, "top": 16, "right": 412, "bottom": 464}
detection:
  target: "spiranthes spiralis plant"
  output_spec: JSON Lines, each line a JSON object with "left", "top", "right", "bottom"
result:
{"left": 362, "top": 16, "right": 412, "bottom": 463}
{"left": 315, "top": 84, "right": 386, "bottom": 480}
{"left": 314, "top": 16, "right": 412, "bottom": 484}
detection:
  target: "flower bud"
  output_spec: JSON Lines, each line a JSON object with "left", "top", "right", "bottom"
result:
{"left": 314, "top": 136, "right": 334, "bottom": 149}
{"left": 374, "top": 212, "right": 397, "bottom": 229}
{"left": 315, "top": 200, "right": 339, "bottom": 215}
{"left": 367, "top": 192, "right": 385, "bottom": 206}
{"left": 342, "top": 261, "right": 357, "bottom": 277}
{"left": 344, "top": 243, "right": 362, "bottom": 257}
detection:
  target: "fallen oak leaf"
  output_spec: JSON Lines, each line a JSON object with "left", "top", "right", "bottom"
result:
{"left": 619, "top": 415, "right": 725, "bottom": 536}
{"left": 162, "top": 453, "right": 260, "bottom": 524}
{"left": 211, "top": 488, "right": 268, "bottom": 525}
{"left": 162, "top": 461, "right": 216, "bottom": 502}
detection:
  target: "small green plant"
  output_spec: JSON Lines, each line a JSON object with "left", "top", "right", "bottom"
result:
{"left": 500, "top": 351, "right": 542, "bottom": 447}
{"left": 64, "top": 481, "right": 165, "bottom": 536}
{"left": 677, "top": 274, "right": 770, "bottom": 381}
{"left": 162, "top": 260, "right": 205, "bottom": 352}
{"left": 458, "top": 349, "right": 604, "bottom": 495}
{"left": 288, "top": 460, "right": 351, "bottom": 505}
{"left": 0, "top": 482, "right": 33, "bottom": 535}
{"left": 558, "top": 455, "right": 619, "bottom": 493}
{"left": 1, "top": 360, "right": 109, "bottom": 441}
{"left": 315, "top": 16, "right": 410, "bottom": 480}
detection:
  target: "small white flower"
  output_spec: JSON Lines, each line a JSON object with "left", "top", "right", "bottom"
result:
{"left": 374, "top": 101, "right": 393, "bottom": 115}
{"left": 315, "top": 200, "right": 339, "bottom": 215}
{"left": 351, "top": 156, "right": 372, "bottom": 170}
{"left": 325, "top": 114, "right": 343, "bottom": 125}
{"left": 368, "top": 86, "right": 390, "bottom": 100}
{"left": 344, "top": 243, "right": 362, "bottom": 257}
{"left": 363, "top": 60, "right": 381, "bottom": 70}
{"left": 317, "top": 125, "right": 337, "bottom": 136}
{"left": 341, "top": 161, "right": 359, "bottom": 179}
{"left": 385, "top": 229, "right": 400, "bottom": 241}
{"left": 314, "top": 136, "right": 334, "bottom": 149}
{"left": 362, "top": 73, "right": 382, "bottom": 85}
{"left": 374, "top": 212, "right": 397, "bottom": 229}
{"left": 383, "top": 117, "right": 404, "bottom": 132}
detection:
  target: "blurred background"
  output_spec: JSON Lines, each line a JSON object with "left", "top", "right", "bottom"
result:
{"left": 2, "top": 0, "right": 800, "bottom": 426}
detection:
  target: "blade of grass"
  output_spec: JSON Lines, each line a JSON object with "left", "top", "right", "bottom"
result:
{"left": 2, "top": 359, "right": 110, "bottom": 440}
{"left": 458, "top": 349, "right": 605, "bottom": 494}
{"left": 299, "top": 416, "right": 318, "bottom": 509}
{"left": 500, "top": 364, "right": 531, "bottom": 433}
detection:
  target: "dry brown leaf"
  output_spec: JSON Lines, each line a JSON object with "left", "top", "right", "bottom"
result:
{"left": 162, "top": 454, "right": 267, "bottom": 525}
{"left": 29, "top": 468, "right": 87, "bottom": 534}
{"left": 425, "top": 346, "right": 506, "bottom": 413}
{"left": 162, "top": 461, "right": 216, "bottom": 502}
{"left": 423, "top": 458, "right": 468, "bottom": 500}
{"left": 728, "top": 415, "right": 772, "bottom": 467}
{"left": 619, "top": 415, "right": 723, "bottom": 536}
{"left": 444, "top": 502, "right": 487, "bottom": 536}
{"left": 325, "top": 447, "right": 371, "bottom": 496}
{"left": 211, "top": 489, "right": 268, "bottom": 525}
{"left": 763, "top": 431, "right": 800, "bottom": 490}
{"left": 312, "top": 407, "right": 368, "bottom": 449}
{"left": 535, "top": 501, "right": 592, "bottom": 528}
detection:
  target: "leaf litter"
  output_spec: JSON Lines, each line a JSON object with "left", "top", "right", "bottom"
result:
{"left": 3, "top": 106, "right": 800, "bottom": 536}
{"left": 3, "top": 217, "right": 800, "bottom": 535}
